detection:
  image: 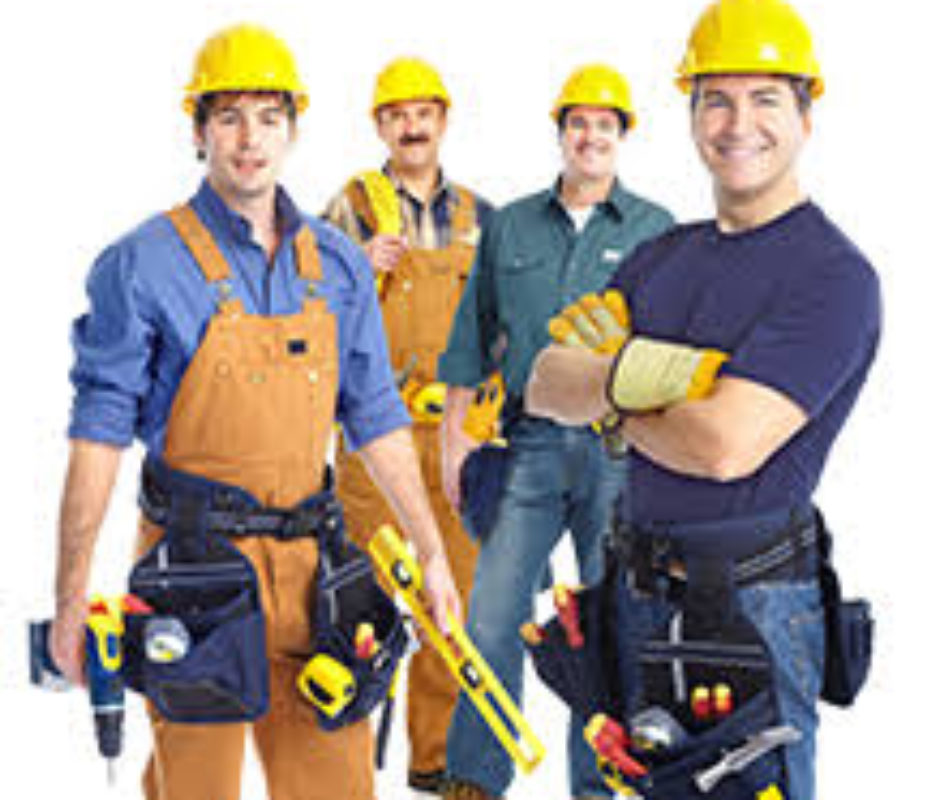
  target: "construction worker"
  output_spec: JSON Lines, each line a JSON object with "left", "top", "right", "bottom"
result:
{"left": 438, "top": 65, "right": 674, "bottom": 800}
{"left": 323, "top": 56, "right": 493, "bottom": 798}
{"left": 526, "top": 1, "right": 881, "bottom": 798}
{"left": 48, "top": 24, "right": 459, "bottom": 800}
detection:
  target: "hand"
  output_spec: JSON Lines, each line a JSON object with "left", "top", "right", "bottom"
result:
{"left": 49, "top": 601, "right": 87, "bottom": 686}
{"left": 462, "top": 373, "right": 505, "bottom": 443}
{"left": 608, "top": 338, "right": 729, "bottom": 412}
{"left": 421, "top": 550, "right": 463, "bottom": 631}
{"left": 548, "top": 290, "right": 630, "bottom": 355}
{"left": 364, "top": 234, "right": 408, "bottom": 275}
{"left": 442, "top": 428, "right": 478, "bottom": 510}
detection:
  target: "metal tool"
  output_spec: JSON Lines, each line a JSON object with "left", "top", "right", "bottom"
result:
{"left": 629, "top": 706, "right": 689, "bottom": 753}
{"left": 694, "top": 724, "right": 802, "bottom": 793}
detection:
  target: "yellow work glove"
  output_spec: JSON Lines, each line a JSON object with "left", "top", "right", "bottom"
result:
{"left": 607, "top": 338, "right": 728, "bottom": 412}
{"left": 355, "top": 170, "right": 402, "bottom": 235}
{"left": 547, "top": 291, "right": 631, "bottom": 457}
{"left": 354, "top": 170, "right": 403, "bottom": 296}
{"left": 463, "top": 373, "right": 506, "bottom": 443}
{"left": 548, "top": 290, "right": 630, "bottom": 355}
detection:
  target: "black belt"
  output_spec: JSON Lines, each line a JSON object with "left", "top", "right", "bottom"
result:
{"left": 608, "top": 509, "right": 819, "bottom": 595}
{"left": 140, "top": 456, "right": 342, "bottom": 542}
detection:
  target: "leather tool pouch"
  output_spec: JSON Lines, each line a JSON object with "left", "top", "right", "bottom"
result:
{"left": 306, "top": 514, "right": 408, "bottom": 730}
{"left": 815, "top": 511, "right": 873, "bottom": 707}
{"left": 124, "top": 507, "right": 268, "bottom": 724}
{"left": 528, "top": 550, "right": 795, "bottom": 799}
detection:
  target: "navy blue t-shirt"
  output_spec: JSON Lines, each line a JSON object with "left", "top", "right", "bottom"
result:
{"left": 608, "top": 202, "right": 881, "bottom": 525}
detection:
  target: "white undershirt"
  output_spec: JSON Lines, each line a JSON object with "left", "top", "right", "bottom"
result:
{"left": 564, "top": 204, "right": 595, "bottom": 233}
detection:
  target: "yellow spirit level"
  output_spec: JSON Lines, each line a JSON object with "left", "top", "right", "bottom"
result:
{"left": 367, "top": 524, "right": 545, "bottom": 773}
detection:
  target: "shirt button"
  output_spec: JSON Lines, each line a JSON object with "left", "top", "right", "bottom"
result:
{"left": 308, "top": 370, "right": 319, "bottom": 384}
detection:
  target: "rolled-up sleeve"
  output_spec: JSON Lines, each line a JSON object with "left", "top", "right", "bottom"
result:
{"left": 68, "top": 242, "right": 155, "bottom": 447}
{"left": 335, "top": 249, "right": 410, "bottom": 450}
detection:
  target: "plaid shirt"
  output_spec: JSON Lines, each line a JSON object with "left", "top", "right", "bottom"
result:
{"left": 323, "top": 164, "right": 492, "bottom": 249}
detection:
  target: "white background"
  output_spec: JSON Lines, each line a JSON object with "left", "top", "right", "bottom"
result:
{"left": 0, "top": 0, "right": 934, "bottom": 797}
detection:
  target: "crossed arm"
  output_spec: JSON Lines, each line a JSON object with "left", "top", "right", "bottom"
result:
{"left": 525, "top": 343, "right": 807, "bottom": 481}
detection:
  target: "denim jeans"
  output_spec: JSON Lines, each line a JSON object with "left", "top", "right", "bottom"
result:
{"left": 654, "top": 509, "right": 827, "bottom": 800}
{"left": 738, "top": 580, "right": 825, "bottom": 800}
{"left": 446, "top": 418, "right": 624, "bottom": 798}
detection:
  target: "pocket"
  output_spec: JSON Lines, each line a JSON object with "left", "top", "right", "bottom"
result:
{"left": 821, "top": 597, "right": 873, "bottom": 707}
{"left": 125, "top": 533, "right": 270, "bottom": 723}
{"left": 141, "top": 608, "right": 269, "bottom": 723}
{"left": 306, "top": 541, "right": 408, "bottom": 730}
{"left": 640, "top": 692, "right": 788, "bottom": 799}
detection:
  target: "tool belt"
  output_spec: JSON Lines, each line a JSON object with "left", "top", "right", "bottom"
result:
{"left": 124, "top": 457, "right": 407, "bottom": 727}
{"left": 527, "top": 508, "right": 825, "bottom": 799}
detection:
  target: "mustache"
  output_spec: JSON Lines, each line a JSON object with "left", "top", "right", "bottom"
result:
{"left": 398, "top": 134, "right": 431, "bottom": 147}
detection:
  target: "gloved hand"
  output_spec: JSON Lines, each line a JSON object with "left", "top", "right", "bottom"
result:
{"left": 607, "top": 337, "right": 728, "bottom": 412}
{"left": 462, "top": 373, "right": 505, "bottom": 443}
{"left": 548, "top": 291, "right": 631, "bottom": 456}
{"left": 548, "top": 290, "right": 630, "bottom": 355}
{"left": 353, "top": 171, "right": 407, "bottom": 293}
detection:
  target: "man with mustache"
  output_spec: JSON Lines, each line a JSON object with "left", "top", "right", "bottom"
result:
{"left": 324, "top": 56, "right": 492, "bottom": 798}
{"left": 438, "top": 65, "right": 673, "bottom": 800}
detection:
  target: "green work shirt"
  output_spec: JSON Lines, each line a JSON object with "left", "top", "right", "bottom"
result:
{"left": 438, "top": 179, "right": 674, "bottom": 400}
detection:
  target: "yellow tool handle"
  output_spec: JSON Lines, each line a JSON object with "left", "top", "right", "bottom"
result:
{"left": 367, "top": 525, "right": 545, "bottom": 773}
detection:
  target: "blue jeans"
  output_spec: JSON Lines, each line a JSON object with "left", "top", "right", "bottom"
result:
{"left": 446, "top": 419, "right": 624, "bottom": 798}
{"left": 657, "top": 510, "right": 826, "bottom": 800}
{"left": 738, "top": 580, "right": 825, "bottom": 800}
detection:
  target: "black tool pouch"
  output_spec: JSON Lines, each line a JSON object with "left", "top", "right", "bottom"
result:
{"left": 529, "top": 552, "right": 793, "bottom": 799}
{"left": 123, "top": 495, "right": 268, "bottom": 724}
{"left": 306, "top": 515, "right": 408, "bottom": 730}
{"left": 459, "top": 442, "right": 512, "bottom": 542}
{"left": 815, "top": 511, "right": 873, "bottom": 707}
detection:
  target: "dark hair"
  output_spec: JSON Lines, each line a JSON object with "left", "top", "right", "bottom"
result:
{"left": 690, "top": 75, "right": 813, "bottom": 113}
{"left": 193, "top": 91, "right": 297, "bottom": 160}
{"left": 193, "top": 91, "right": 298, "bottom": 129}
{"left": 557, "top": 106, "right": 630, "bottom": 135}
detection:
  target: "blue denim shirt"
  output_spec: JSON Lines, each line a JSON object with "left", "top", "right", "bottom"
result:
{"left": 68, "top": 179, "right": 409, "bottom": 455}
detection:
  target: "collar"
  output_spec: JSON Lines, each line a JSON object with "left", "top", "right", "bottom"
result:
{"left": 548, "top": 176, "right": 630, "bottom": 222}
{"left": 382, "top": 162, "right": 455, "bottom": 210}
{"left": 192, "top": 179, "right": 304, "bottom": 246}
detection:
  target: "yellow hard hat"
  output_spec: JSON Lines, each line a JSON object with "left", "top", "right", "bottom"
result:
{"left": 677, "top": 0, "right": 823, "bottom": 98}
{"left": 183, "top": 24, "right": 308, "bottom": 115}
{"left": 372, "top": 57, "right": 451, "bottom": 115}
{"left": 552, "top": 64, "right": 635, "bottom": 130}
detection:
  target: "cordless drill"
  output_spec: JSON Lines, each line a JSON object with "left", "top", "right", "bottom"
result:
{"left": 29, "top": 594, "right": 133, "bottom": 782}
{"left": 85, "top": 596, "right": 126, "bottom": 782}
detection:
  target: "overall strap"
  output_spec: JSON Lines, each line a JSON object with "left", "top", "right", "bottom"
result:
{"left": 450, "top": 185, "right": 478, "bottom": 239}
{"left": 166, "top": 204, "right": 233, "bottom": 284}
{"left": 293, "top": 225, "right": 324, "bottom": 283}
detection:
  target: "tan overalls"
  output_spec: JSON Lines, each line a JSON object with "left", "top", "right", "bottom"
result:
{"left": 336, "top": 183, "right": 480, "bottom": 777}
{"left": 136, "top": 205, "right": 373, "bottom": 800}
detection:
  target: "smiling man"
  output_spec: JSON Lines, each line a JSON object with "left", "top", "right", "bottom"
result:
{"left": 324, "top": 56, "right": 492, "bottom": 799}
{"left": 50, "top": 25, "right": 459, "bottom": 800}
{"left": 526, "top": 2, "right": 881, "bottom": 798}
{"left": 438, "top": 65, "right": 673, "bottom": 800}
